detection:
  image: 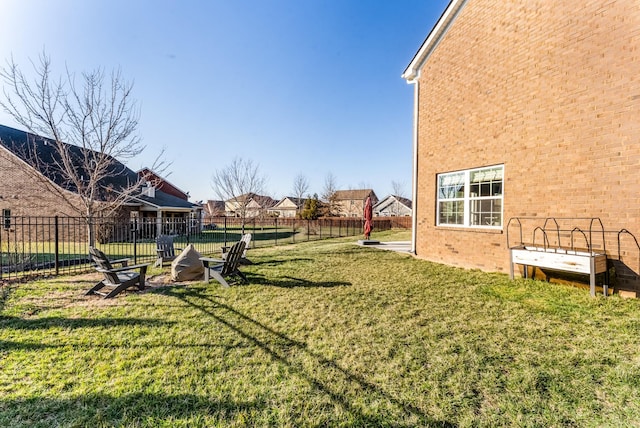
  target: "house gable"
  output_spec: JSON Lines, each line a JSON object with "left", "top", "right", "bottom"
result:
{"left": 403, "top": 0, "right": 640, "bottom": 282}
{"left": 224, "top": 193, "right": 277, "bottom": 217}
{"left": 373, "top": 195, "right": 412, "bottom": 217}
{"left": 268, "top": 197, "right": 305, "bottom": 218}
{"left": 332, "top": 189, "right": 378, "bottom": 217}
{"left": 138, "top": 168, "right": 189, "bottom": 201}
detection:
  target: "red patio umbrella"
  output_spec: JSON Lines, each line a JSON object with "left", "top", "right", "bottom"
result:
{"left": 363, "top": 196, "right": 373, "bottom": 240}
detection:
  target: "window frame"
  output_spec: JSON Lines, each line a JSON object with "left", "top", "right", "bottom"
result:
{"left": 436, "top": 165, "right": 504, "bottom": 229}
{"left": 2, "top": 209, "right": 10, "bottom": 230}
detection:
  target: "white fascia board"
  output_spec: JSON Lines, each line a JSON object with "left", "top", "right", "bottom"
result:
{"left": 374, "top": 196, "right": 396, "bottom": 211}
{"left": 402, "top": 0, "right": 468, "bottom": 82}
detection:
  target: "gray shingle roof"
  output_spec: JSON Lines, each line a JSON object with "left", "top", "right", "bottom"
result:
{"left": 0, "top": 124, "right": 195, "bottom": 210}
{"left": 0, "top": 124, "right": 138, "bottom": 201}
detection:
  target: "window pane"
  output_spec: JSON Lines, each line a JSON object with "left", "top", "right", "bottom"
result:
{"left": 439, "top": 201, "right": 464, "bottom": 225}
{"left": 439, "top": 172, "right": 465, "bottom": 200}
{"left": 470, "top": 199, "right": 502, "bottom": 226}
{"left": 439, "top": 184, "right": 464, "bottom": 199}
{"left": 471, "top": 167, "right": 502, "bottom": 182}
{"left": 2, "top": 209, "right": 10, "bottom": 229}
{"left": 480, "top": 182, "right": 491, "bottom": 196}
{"left": 439, "top": 172, "right": 465, "bottom": 187}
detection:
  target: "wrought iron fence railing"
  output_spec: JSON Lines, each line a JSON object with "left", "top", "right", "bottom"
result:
{"left": 0, "top": 215, "right": 402, "bottom": 281}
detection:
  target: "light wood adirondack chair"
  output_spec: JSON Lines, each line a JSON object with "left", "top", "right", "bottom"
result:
{"left": 86, "top": 247, "right": 150, "bottom": 298}
{"left": 221, "top": 233, "right": 252, "bottom": 264}
{"left": 155, "top": 234, "right": 182, "bottom": 267}
{"left": 200, "top": 240, "right": 248, "bottom": 287}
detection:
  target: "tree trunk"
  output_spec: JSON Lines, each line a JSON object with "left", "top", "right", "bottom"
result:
{"left": 87, "top": 217, "right": 96, "bottom": 248}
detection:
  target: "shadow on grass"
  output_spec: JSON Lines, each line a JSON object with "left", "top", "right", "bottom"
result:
{"left": 164, "top": 287, "right": 453, "bottom": 427}
{"left": 0, "top": 316, "right": 175, "bottom": 330}
{"left": 0, "top": 392, "right": 264, "bottom": 427}
{"left": 248, "top": 272, "right": 350, "bottom": 288}
{"left": 249, "top": 257, "right": 313, "bottom": 267}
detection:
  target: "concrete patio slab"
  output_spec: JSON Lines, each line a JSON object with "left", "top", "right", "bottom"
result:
{"left": 356, "top": 240, "right": 412, "bottom": 253}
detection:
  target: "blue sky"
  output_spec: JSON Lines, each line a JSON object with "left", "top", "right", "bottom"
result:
{"left": 0, "top": 0, "right": 449, "bottom": 202}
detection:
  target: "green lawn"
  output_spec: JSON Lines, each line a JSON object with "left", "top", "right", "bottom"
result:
{"left": 1, "top": 230, "right": 639, "bottom": 427}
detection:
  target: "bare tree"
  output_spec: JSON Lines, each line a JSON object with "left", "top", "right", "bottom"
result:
{"left": 391, "top": 180, "right": 407, "bottom": 198}
{"left": 291, "top": 173, "right": 309, "bottom": 215}
{"left": 211, "top": 157, "right": 266, "bottom": 233}
{"left": 390, "top": 180, "right": 408, "bottom": 216}
{"left": 321, "top": 172, "right": 340, "bottom": 216}
{"left": 0, "top": 52, "right": 150, "bottom": 246}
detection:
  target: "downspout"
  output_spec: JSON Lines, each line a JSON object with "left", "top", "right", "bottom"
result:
{"left": 409, "top": 80, "right": 419, "bottom": 255}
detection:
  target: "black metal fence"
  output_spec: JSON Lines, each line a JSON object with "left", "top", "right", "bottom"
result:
{"left": 0, "top": 215, "right": 398, "bottom": 281}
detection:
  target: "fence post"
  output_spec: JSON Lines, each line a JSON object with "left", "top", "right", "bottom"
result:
{"left": 275, "top": 218, "right": 278, "bottom": 246}
{"left": 133, "top": 217, "right": 138, "bottom": 265}
{"left": 224, "top": 217, "right": 228, "bottom": 248}
{"left": 307, "top": 219, "right": 310, "bottom": 241}
{"left": 54, "top": 216, "right": 59, "bottom": 276}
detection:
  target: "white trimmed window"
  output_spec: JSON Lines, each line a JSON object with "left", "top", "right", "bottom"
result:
{"left": 437, "top": 165, "right": 504, "bottom": 228}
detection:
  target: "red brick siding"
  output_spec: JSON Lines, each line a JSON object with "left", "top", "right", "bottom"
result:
{"left": 414, "top": 0, "right": 640, "bottom": 274}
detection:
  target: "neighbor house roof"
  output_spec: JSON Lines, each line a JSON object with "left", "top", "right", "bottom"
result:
{"left": 204, "top": 200, "right": 225, "bottom": 216}
{"left": 226, "top": 193, "right": 277, "bottom": 208}
{"left": 0, "top": 124, "right": 196, "bottom": 212}
{"left": 138, "top": 167, "right": 190, "bottom": 201}
{"left": 132, "top": 188, "right": 196, "bottom": 210}
{"left": 333, "top": 189, "right": 377, "bottom": 201}
{"left": 374, "top": 195, "right": 413, "bottom": 211}
{"left": 0, "top": 124, "right": 139, "bottom": 200}
{"left": 272, "top": 197, "right": 305, "bottom": 209}
{"left": 251, "top": 194, "right": 277, "bottom": 209}
{"left": 402, "top": 0, "right": 467, "bottom": 81}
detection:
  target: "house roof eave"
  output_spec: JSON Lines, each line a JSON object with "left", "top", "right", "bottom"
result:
{"left": 138, "top": 167, "right": 190, "bottom": 199}
{"left": 402, "top": 0, "right": 468, "bottom": 82}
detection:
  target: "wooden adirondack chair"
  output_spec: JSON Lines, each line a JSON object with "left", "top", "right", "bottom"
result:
{"left": 221, "top": 233, "right": 252, "bottom": 264}
{"left": 155, "top": 234, "right": 182, "bottom": 267}
{"left": 86, "top": 247, "right": 150, "bottom": 298}
{"left": 200, "top": 240, "right": 248, "bottom": 287}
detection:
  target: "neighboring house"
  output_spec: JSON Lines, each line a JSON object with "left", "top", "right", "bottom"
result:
{"left": 0, "top": 124, "right": 135, "bottom": 219}
{"left": 132, "top": 183, "right": 202, "bottom": 236}
{"left": 402, "top": 0, "right": 640, "bottom": 291}
{"left": 373, "top": 195, "right": 412, "bottom": 217}
{"left": 332, "top": 189, "right": 378, "bottom": 217}
{"left": 204, "top": 200, "right": 226, "bottom": 218}
{"left": 138, "top": 167, "right": 190, "bottom": 201}
{"left": 225, "top": 193, "right": 277, "bottom": 218}
{"left": 0, "top": 124, "right": 200, "bottom": 236}
{"left": 136, "top": 169, "right": 203, "bottom": 234}
{"left": 269, "top": 197, "right": 305, "bottom": 218}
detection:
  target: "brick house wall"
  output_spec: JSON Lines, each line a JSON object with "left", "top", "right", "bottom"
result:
{"left": 0, "top": 147, "right": 85, "bottom": 218}
{"left": 334, "top": 190, "right": 379, "bottom": 217}
{"left": 409, "top": 1, "right": 640, "bottom": 281}
{"left": 0, "top": 147, "right": 139, "bottom": 242}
